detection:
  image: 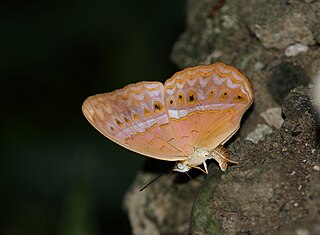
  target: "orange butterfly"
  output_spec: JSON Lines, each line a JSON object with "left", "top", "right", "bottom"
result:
{"left": 82, "top": 62, "right": 253, "bottom": 173}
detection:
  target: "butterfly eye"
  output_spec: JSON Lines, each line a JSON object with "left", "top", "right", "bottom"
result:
{"left": 177, "top": 163, "right": 184, "bottom": 170}
{"left": 174, "top": 163, "right": 191, "bottom": 172}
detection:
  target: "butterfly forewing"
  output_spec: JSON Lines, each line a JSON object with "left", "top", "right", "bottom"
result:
{"left": 82, "top": 82, "right": 187, "bottom": 161}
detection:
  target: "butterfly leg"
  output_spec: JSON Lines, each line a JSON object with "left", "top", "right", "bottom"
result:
{"left": 191, "top": 165, "right": 208, "bottom": 174}
{"left": 203, "top": 161, "right": 208, "bottom": 174}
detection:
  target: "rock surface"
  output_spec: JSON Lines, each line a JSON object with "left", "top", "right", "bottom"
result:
{"left": 124, "top": 0, "right": 320, "bottom": 234}
{"left": 191, "top": 87, "right": 320, "bottom": 235}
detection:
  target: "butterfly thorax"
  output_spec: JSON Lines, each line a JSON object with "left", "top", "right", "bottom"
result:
{"left": 173, "top": 147, "right": 211, "bottom": 173}
{"left": 173, "top": 145, "right": 232, "bottom": 173}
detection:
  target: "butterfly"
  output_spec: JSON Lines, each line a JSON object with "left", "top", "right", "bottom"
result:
{"left": 82, "top": 62, "right": 253, "bottom": 173}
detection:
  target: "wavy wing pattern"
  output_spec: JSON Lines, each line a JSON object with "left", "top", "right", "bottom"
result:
{"left": 82, "top": 62, "right": 253, "bottom": 161}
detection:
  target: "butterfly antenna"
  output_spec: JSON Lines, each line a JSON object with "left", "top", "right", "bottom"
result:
{"left": 139, "top": 173, "right": 163, "bottom": 192}
{"left": 156, "top": 168, "right": 174, "bottom": 194}
{"left": 185, "top": 171, "right": 193, "bottom": 180}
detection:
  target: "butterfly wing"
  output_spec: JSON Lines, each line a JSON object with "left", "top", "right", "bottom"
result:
{"left": 82, "top": 81, "right": 187, "bottom": 161}
{"left": 164, "top": 62, "right": 253, "bottom": 152}
{"left": 82, "top": 62, "right": 253, "bottom": 161}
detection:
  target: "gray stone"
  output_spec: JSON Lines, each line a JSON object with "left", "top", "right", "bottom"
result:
{"left": 124, "top": 1, "right": 320, "bottom": 234}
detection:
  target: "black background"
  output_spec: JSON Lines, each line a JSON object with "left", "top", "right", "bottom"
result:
{"left": 0, "top": 1, "right": 185, "bottom": 234}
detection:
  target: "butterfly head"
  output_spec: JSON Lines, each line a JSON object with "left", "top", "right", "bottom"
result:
{"left": 173, "top": 162, "right": 191, "bottom": 173}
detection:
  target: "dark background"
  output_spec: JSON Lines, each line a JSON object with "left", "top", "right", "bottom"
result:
{"left": 0, "top": 1, "right": 185, "bottom": 234}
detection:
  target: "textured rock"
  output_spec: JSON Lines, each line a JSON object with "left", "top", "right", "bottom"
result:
{"left": 267, "top": 62, "right": 310, "bottom": 105}
{"left": 123, "top": 161, "right": 205, "bottom": 235}
{"left": 191, "top": 87, "right": 320, "bottom": 235}
{"left": 260, "top": 107, "right": 284, "bottom": 129}
{"left": 285, "top": 43, "right": 309, "bottom": 57}
{"left": 245, "top": 123, "right": 273, "bottom": 143}
{"left": 124, "top": 0, "right": 320, "bottom": 234}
